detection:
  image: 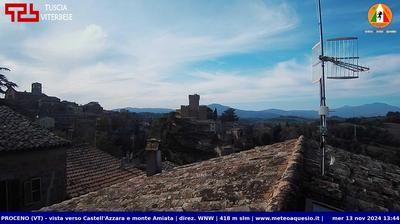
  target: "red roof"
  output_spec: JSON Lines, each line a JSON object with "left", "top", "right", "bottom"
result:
{"left": 66, "top": 145, "right": 144, "bottom": 198}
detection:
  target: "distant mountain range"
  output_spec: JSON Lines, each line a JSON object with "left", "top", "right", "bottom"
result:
{"left": 115, "top": 103, "right": 400, "bottom": 119}
{"left": 329, "top": 103, "right": 400, "bottom": 118}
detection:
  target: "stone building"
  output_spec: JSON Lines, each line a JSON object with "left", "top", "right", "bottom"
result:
{"left": 42, "top": 136, "right": 400, "bottom": 211}
{"left": 178, "top": 94, "right": 212, "bottom": 120}
{"left": 31, "top": 82, "right": 42, "bottom": 95}
{"left": 3, "top": 83, "right": 107, "bottom": 144}
{"left": 0, "top": 106, "right": 70, "bottom": 211}
{"left": 82, "top": 102, "right": 103, "bottom": 114}
{"left": 0, "top": 105, "right": 144, "bottom": 210}
{"left": 4, "top": 83, "right": 60, "bottom": 118}
{"left": 37, "top": 116, "right": 55, "bottom": 130}
{"left": 5, "top": 83, "right": 60, "bottom": 105}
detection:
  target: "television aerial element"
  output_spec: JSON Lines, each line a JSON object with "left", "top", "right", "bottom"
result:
{"left": 312, "top": 0, "right": 369, "bottom": 176}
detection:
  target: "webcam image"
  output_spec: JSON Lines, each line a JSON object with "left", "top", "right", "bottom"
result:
{"left": 0, "top": 0, "right": 399, "bottom": 214}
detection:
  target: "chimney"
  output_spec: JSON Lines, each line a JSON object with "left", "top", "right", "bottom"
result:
{"left": 145, "top": 138, "right": 162, "bottom": 176}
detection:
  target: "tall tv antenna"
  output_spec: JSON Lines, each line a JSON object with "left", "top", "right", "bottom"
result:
{"left": 312, "top": 0, "right": 369, "bottom": 176}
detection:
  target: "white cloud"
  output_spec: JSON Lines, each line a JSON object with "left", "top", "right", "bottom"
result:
{"left": 119, "top": 1, "right": 299, "bottom": 79}
{"left": 3, "top": 51, "right": 399, "bottom": 110}
{"left": 1, "top": 0, "right": 302, "bottom": 109}
{"left": 363, "top": 54, "right": 400, "bottom": 75}
{"left": 22, "top": 24, "right": 107, "bottom": 64}
{"left": 322, "top": 54, "right": 400, "bottom": 106}
{"left": 2, "top": 0, "right": 398, "bottom": 110}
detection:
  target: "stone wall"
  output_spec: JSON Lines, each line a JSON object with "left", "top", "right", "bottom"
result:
{"left": 0, "top": 148, "right": 67, "bottom": 210}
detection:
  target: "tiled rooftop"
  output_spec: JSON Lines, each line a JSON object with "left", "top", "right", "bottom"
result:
{"left": 41, "top": 135, "right": 400, "bottom": 211}
{"left": 43, "top": 137, "right": 303, "bottom": 211}
{"left": 0, "top": 105, "right": 69, "bottom": 152}
{"left": 66, "top": 145, "right": 145, "bottom": 198}
{"left": 302, "top": 140, "right": 400, "bottom": 211}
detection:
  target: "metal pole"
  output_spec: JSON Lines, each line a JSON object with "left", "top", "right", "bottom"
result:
{"left": 317, "top": 0, "right": 327, "bottom": 176}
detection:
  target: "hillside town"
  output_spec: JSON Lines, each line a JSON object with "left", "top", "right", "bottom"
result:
{"left": 1, "top": 81, "right": 400, "bottom": 211}
{"left": 1, "top": 1, "right": 400, "bottom": 221}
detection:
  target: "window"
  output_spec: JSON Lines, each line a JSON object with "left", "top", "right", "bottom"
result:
{"left": 24, "top": 178, "right": 41, "bottom": 204}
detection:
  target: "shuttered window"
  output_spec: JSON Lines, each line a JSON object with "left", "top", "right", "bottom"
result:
{"left": 31, "top": 178, "right": 41, "bottom": 202}
{"left": 24, "top": 178, "right": 41, "bottom": 205}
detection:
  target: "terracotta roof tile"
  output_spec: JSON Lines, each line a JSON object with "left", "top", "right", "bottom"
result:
{"left": 44, "top": 137, "right": 303, "bottom": 211}
{"left": 66, "top": 145, "right": 145, "bottom": 198}
{"left": 0, "top": 105, "right": 69, "bottom": 152}
{"left": 303, "top": 140, "right": 400, "bottom": 211}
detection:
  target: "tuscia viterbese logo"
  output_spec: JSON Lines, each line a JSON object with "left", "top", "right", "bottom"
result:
{"left": 5, "top": 3, "right": 39, "bottom": 22}
{"left": 3, "top": 2, "right": 72, "bottom": 23}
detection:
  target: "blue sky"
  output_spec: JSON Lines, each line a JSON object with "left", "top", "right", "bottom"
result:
{"left": 0, "top": 0, "right": 399, "bottom": 110}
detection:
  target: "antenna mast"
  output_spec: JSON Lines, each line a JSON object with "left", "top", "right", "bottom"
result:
{"left": 317, "top": 0, "right": 327, "bottom": 176}
{"left": 312, "top": 0, "right": 369, "bottom": 176}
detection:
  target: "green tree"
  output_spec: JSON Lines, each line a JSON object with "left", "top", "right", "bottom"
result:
{"left": 261, "top": 132, "right": 271, "bottom": 145}
{"left": 220, "top": 108, "right": 239, "bottom": 122}
{"left": 272, "top": 124, "right": 282, "bottom": 142}
{"left": 0, "top": 67, "right": 17, "bottom": 93}
{"left": 386, "top": 111, "right": 400, "bottom": 123}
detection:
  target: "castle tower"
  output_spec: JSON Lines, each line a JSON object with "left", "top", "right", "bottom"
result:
{"left": 31, "top": 82, "right": 42, "bottom": 95}
{"left": 188, "top": 94, "right": 200, "bottom": 111}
